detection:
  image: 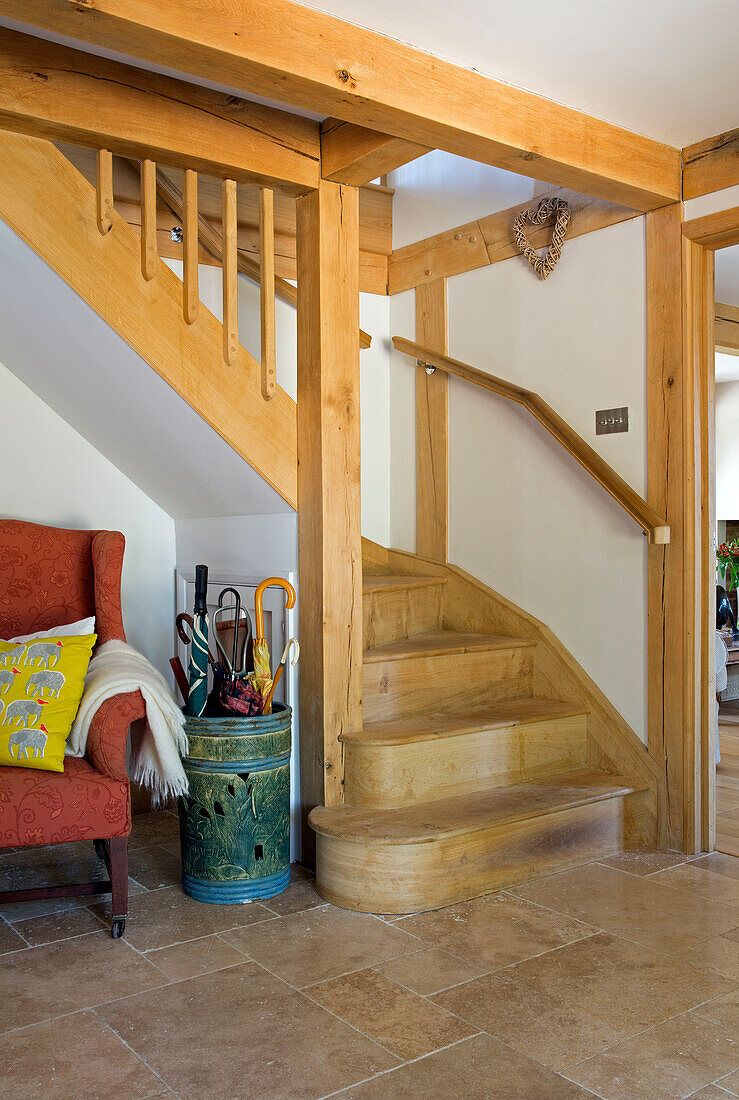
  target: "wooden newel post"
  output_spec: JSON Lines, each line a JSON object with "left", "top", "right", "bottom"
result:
{"left": 296, "top": 181, "right": 362, "bottom": 865}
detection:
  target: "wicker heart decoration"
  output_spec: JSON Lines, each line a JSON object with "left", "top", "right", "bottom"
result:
{"left": 513, "top": 197, "right": 571, "bottom": 280}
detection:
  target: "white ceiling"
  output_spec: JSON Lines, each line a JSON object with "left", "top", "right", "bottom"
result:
{"left": 0, "top": 220, "right": 293, "bottom": 520}
{"left": 302, "top": 0, "right": 737, "bottom": 146}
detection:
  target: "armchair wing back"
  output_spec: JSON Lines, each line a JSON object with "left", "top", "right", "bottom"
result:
{"left": 0, "top": 519, "right": 126, "bottom": 643}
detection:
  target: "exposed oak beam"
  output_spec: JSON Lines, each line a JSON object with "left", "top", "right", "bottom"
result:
{"left": 3, "top": 0, "right": 680, "bottom": 209}
{"left": 682, "top": 128, "right": 739, "bottom": 201}
{"left": 321, "top": 119, "right": 429, "bottom": 186}
{"left": 0, "top": 25, "right": 319, "bottom": 194}
{"left": 716, "top": 302, "right": 739, "bottom": 356}
{"left": 388, "top": 187, "right": 640, "bottom": 294}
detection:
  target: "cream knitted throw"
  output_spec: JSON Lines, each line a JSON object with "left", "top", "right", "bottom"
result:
{"left": 67, "top": 640, "right": 188, "bottom": 804}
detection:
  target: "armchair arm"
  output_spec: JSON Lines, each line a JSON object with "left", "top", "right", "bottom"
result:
{"left": 85, "top": 690, "right": 145, "bottom": 782}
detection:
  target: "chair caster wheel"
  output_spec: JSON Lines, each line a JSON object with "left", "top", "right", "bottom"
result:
{"left": 111, "top": 918, "right": 126, "bottom": 939}
{"left": 94, "top": 840, "right": 107, "bottom": 862}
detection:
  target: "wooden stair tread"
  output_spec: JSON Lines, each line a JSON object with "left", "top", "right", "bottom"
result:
{"left": 363, "top": 630, "right": 535, "bottom": 663}
{"left": 310, "top": 768, "right": 647, "bottom": 844}
{"left": 363, "top": 574, "right": 446, "bottom": 594}
{"left": 342, "top": 698, "right": 588, "bottom": 745}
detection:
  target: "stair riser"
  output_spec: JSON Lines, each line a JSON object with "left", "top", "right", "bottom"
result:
{"left": 344, "top": 714, "right": 588, "bottom": 808}
{"left": 315, "top": 793, "right": 639, "bottom": 914}
{"left": 363, "top": 583, "right": 444, "bottom": 649}
{"left": 363, "top": 647, "right": 534, "bottom": 722}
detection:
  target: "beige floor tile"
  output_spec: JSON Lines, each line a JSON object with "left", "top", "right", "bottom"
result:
{"left": 510, "top": 863, "right": 739, "bottom": 952}
{"left": 694, "top": 989, "right": 739, "bottom": 1033}
{"left": 650, "top": 864, "right": 739, "bottom": 907}
{"left": 330, "top": 1032, "right": 593, "bottom": 1099}
{"left": 0, "top": 915, "right": 28, "bottom": 954}
{"left": 433, "top": 932, "right": 733, "bottom": 1069}
{"left": 0, "top": 841, "right": 107, "bottom": 894}
{"left": 599, "top": 848, "right": 694, "bottom": 876}
{"left": 89, "top": 884, "right": 275, "bottom": 952}
{"left": 692, "top": 853, "right": 739, "bottom": 882}
{"left": 98, "top": 961, "right": 398, "bottom": 1099}
{"left": 395, "top": 891, "right": 596, "bottom": 970}
{"left": 145, "top": 934, "right": 247, "bottom": 981}
{"left": 688, "top": 1087, "right": 738, "bottom": 1099}
{"left": 306, "top": 967, "right": 474, "bottom": 1060}
{"left": 672, "top": 933, "right": 739, "bottom": 982}
{"left": 564, "top": 1012, "right": 738, "bottom": 1099}
{"left": 127, "top": 844, "right": 182, "bottom": 890}
{"left": 0, "top": 1010, "right": 166, "bottom": 1099}
{"left": 375, "top": 944, "right": 488, "bottom": 995}
{"left": 0, "top": 930, "right": 164, "bottom": 1032}
{"left": 717, "top": 1067, "right": 739, "bottom": 1095}
{"left": 221, "top": 905, "right": 420, "bottom": 988}
{"left": 260, "top": 863, "right": 325, "bottom": 916}
{"left": 128, "top": 811, "right": 180, "bottom": 851}
{"left": 14, "top": 906, "right": 106, "bottom": 947}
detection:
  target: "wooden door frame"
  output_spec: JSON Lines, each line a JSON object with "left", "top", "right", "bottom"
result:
{"left": 682, "top": 204, "right": 739, "bottom": 852}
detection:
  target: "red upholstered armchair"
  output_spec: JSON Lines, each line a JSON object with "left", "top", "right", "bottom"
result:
{"left": 0, "top": 519, "right": 145, "bottom": 937}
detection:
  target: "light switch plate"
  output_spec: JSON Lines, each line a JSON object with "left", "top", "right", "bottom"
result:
{"left": 595, "top": 406, "right": 628, "bottom": 435}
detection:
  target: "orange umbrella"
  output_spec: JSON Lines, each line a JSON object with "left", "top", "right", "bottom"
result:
{"left": 253, "top": 577, "right": 296, "bottom": 708}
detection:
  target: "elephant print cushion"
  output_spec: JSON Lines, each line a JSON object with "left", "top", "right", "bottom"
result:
{"left": 0, "top": 634, "right": 96, "bottom": 771}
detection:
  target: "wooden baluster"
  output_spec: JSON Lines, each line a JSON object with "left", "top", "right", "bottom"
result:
{"left": 140, "top": 158, "right": 157, "bottom": 281}
{"left": 259, "top": 187, "right": 276, "bottom": 399}
{"left": 183, "top": 168, "right": 199, "bottom": 324}
{"left": 96, "top": 149, "right": 113, "bottom": 235}
{"left": 222, "top": 178, "right": 238, "bottom": 365}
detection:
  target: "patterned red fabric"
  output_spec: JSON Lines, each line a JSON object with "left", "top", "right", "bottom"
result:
{"left": 86, "top": 690, "right": 145, "bottom": 783}
{"left": 0, "top": 520, "right": 127, "bottom": 643}
{"left": 0, "top": 757, "right": 129, "bottom": 847}
{"left": 0, "top": 520, "right": 136, "bottom": 852}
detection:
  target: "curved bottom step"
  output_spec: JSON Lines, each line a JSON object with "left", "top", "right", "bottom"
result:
{"left": 310, "top": 769, "right": 650, "bottom": 914}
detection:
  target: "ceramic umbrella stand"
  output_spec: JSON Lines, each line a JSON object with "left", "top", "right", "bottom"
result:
{"left": 178, "top": 704, "right": 292, "bottom": 903}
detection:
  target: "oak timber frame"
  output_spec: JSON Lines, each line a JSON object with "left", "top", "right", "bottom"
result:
{"left": 3, "top": 0, "right": 737, "bottom": 857}
{"left": 674, "top": 205, "right": 739, "bottom": 853}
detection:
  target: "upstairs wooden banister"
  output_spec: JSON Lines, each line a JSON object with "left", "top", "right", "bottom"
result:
{"left": 134, "top": 161, "right": 371, "bottom": 350}
{"left": 393, "top": 336, "right": 670, "bottom": 544}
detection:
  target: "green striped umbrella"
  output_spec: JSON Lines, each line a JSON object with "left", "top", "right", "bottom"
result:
{"left": 186, "top": 564, "right": 209, "bottom": 717}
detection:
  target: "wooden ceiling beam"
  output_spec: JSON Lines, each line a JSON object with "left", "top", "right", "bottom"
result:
{"left": 0, "top": 26, "right": 320, "bottom": 194}
{"left": 388, "top": 187, "right": 640, "bottom": 295}
{"left": 682, "top": 128, "right": 739, "bottom": 201}
{"left": 321, "top": 119, "right": 429, "bottom": 186}
{"left": 716, "top": 302, "right": 739, "bottom": 356}
{"left": 2, "top": 0, "right": 680, "bottom": 210}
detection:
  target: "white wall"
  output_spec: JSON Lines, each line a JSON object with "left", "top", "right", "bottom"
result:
{"left": 389, "top": 159, "right": 649, "bottom": 740}
{"left": 0, "top": 362, "right": 176, "bottom": 675}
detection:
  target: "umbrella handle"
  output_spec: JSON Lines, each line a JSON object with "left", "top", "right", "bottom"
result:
{"left": 254, "top": 577, "right": 296, "bottom": 638}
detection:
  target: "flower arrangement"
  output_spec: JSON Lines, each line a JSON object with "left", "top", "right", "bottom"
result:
{"left": 717, "top": 538, "right": 739, "bottom": 593}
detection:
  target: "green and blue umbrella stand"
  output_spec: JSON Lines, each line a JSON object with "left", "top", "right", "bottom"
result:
{"left": 178, "top": 705, "right": 292, "bottom": 903}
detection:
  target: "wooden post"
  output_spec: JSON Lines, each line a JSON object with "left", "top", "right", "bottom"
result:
{"left": 416, "top": 278, "right": 449, "bottom": 560}
{"left": 646, "top": 202, "right": 700, "bottom": 851}
{"left": 296, "top": 180, "right": 362, "bottom": 864}
{"left": 140, "top": 158, "right": 157, "bottom": 280}
{"left": 96, "top": 148, "right": 113, "bottom": 234}
{"left": 222, "top": 178, "right": 238, "bottom": 365}
{"left": 183, "top": 168, "right": 199, "bottom": 324}
{"left": 259, "top": 187, "right": 276, "bottom": 400}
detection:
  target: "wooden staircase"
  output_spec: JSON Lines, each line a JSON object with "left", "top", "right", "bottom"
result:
{"left": 309, "top": 545, "right": 663, "bottom": 914}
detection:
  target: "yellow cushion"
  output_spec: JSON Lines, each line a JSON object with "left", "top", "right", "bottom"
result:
{"left": 0, "top": 634, "right": 96, "bottom": 772}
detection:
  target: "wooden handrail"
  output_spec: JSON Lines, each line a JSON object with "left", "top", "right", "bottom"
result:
{"left": 392, "top": 336, "right": 670, "bottom": 544}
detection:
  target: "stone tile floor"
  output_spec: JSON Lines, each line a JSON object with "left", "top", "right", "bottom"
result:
{"left": 0, "top": 814, "right": 736, "bottom": 1099}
